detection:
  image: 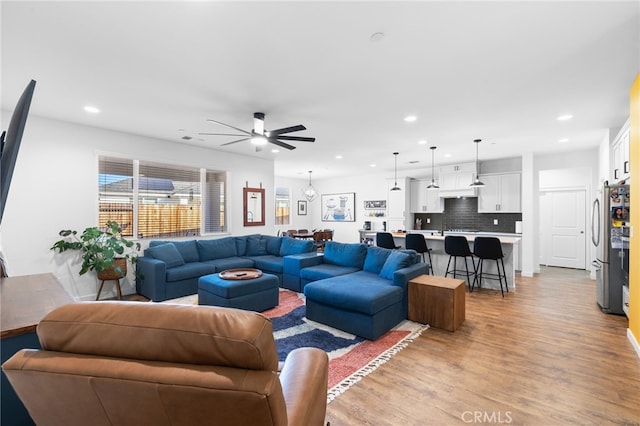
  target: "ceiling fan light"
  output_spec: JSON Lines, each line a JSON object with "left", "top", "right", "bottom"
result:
{"left": 251, "top": 135, "right": 268, "bottom": 145}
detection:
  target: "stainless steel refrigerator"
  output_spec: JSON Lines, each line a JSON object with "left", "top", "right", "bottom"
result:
{"left": 591, "top": 184, "right": 629, "bottom": 315}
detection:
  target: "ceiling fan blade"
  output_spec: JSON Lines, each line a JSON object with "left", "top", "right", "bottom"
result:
{"left": 221, "top": 138, "right": 251, "bottom": 146}
{"left": 268, "top": 139, "right": 296, "bottom": 150}
{"left": 206, "top": 119, "right": 251, "bottom": 135}
{"left": 275, "top": 135, "right": 316, "bottom": 142}
{"left": 198, "top": 132, "right": 247, "bottom": 136}
{"left": 269, "top": 125, "right": 306, "bottom": 135}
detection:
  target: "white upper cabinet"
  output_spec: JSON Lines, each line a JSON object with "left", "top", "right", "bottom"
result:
{"left": 438, "top": 162, "right": 477, "bottom": 197}
{"left": 387, "top": 177, "right": 408, "bottom": 218}
{"left": 477, "top": 173, "right": 521, "bottom": 213}
{"left": 410, "top": 179, "right": 444, "bottom": 213}
{"left": 611, "top": 119, "right": 630, "bottom": 182}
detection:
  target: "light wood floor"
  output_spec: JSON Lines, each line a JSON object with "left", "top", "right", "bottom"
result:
{"left": 325, "top": 267, "right": 640, "bottom": 425}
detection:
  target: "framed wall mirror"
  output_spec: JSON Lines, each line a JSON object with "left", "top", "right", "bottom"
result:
{"left": 243, "top": 187, "right": 265, "bottom": 226}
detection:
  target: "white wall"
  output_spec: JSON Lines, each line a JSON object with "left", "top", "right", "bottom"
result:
{"left": 0, "top": 114, "right": 275, "bottom": 299}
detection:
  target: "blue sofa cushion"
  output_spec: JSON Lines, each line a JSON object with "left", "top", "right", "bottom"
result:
{"left": 263, "top": 235, "right": 282, "bottom": 256}
{"left": 202, "top": 257, "right": 255, "bottom": 272}
{"left": 197, "top": 237, "right": 238, "bottom": 261}
{"left": 300, "top": 264, "right": 360, "bottom": 282}
{"left": 165, "top": 263, "right": 215, "bottom": 282}
{"left": 379, "top": 251, "right": 414, "bottom": 280}
{"left": 149, "top": 240, "right": 200, "bottom": 263}
{"left": 363, "top": 246, "right": 392, "bottom": 274}
{"left": 146, "top": 243, "right": 185, "bottom": 269}
{"left": 279, "top": 237, "right": 314, "bottom": 256}
{"left": 323, "top": 241, "right": 367, "bottom": 269}
{"left": 304, "top": 272, "right": 403, "bottom": 315}
{"left": 251, "top": 255, "right": 284, "bottom": 274}
{"left": 234, "top": 235, "right": 257, "bottom": 257}
{"left": 246, "top": 236, "right": 268, "bottom": 256}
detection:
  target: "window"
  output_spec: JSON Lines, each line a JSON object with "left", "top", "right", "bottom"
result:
{"left": 99, "top": 156, "right": 226, "bottom": 238}
{"left": 275, "top": 186, "right": 290, "bottom": 225}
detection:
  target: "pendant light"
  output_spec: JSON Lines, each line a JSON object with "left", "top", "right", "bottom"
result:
{"left": 390, "top": 152, "right": 401, "bottom": 191}
{"left": 469, "top": 139, "right": 485, "bottom": 187}
{"left": 303, "top": 170, "right": 318, "bottom": 202}
{"left": 426, "top": 146, "right": 440, "bottom": 189}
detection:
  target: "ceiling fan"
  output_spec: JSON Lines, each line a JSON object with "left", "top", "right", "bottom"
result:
{"left": 199, "top": 112, "right": 315, "bottom": 151}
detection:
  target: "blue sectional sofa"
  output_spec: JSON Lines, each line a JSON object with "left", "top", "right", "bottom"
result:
{"left": 136, "top": 234, "right": 315, "bottom": 302}
{"left": 286, "top": 241, "right": 430, "bottom": 340}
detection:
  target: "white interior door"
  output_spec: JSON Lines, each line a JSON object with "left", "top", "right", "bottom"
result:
{"left": 540, "top": 190, "right": 586, "bottom": 269}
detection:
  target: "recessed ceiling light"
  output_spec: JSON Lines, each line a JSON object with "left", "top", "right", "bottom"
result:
{"left": 418, "top": 140, "right": 427, "bottom": 145}
{"left": 336, "top": 155, "right": 343, "bottom": 159}
{"left": 558, "top": 138, "right": 569, "bottom": 143}
{"left": 557, "top": 114, "right": 573, "bottom": 121}
{"left": 404, "top": 115, "right": 417, "bottom": 123}
{"left": 370, "top": 164, "right": 376, "bottom": 167}
{"left": 271, "top": 149, "right": 280, "bottom": 153}
{"left": 444, "top": 153, "right": 452, "bottom": 158}
{"left": 84, "top": 106, "right": 100, "bottom": 114}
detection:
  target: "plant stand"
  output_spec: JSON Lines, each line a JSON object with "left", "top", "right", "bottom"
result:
{"left": 96, "top": 259, "right": 126, "bottom": 300}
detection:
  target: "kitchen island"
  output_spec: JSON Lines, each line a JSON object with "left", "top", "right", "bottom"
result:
{"left": 391, "top": 232, "right": 521, "bottom": 291}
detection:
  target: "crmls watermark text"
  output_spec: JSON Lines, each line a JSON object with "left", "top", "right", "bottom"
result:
{"left": 461, "top": 411, "right": 513, "bottom": 424}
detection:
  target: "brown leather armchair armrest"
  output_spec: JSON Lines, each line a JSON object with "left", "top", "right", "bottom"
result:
{"left": 279, "top": 347, "right": 329, "bottom": 426}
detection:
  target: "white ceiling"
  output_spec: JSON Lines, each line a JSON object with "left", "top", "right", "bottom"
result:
{"left": 2, "top": 1, "right": 639, "bottom": 179}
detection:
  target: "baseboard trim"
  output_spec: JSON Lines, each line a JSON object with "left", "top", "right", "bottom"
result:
{"left": 627, "top": 328, "right": 640, "bottom": 359}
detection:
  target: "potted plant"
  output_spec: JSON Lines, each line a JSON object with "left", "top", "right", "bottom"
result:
{"left": 51, "top": 221, "right": 140, "bottom": 279}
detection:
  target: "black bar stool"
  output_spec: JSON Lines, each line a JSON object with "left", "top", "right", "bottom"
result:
{"left": 376, "top": 232, "right": 400, "bottom": 249}
{"left": 444, "top": 235, "right": 475, "bottom": 289}
{"left": 405, "top": 233, "right": 434, "bottom": 275}
{"left": 472, "top": 236, "right": 508, "bottom": 297}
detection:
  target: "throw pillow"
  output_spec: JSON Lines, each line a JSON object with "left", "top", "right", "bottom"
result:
{"left": 363, "top": 246, "right": 392, "bottom": 274}
{"left": 279, "top": 237, "right": 314, "bottom": 256}
{"left": 147, "top": 243, "right": 185, "bottom": 269}
{"left": 323, "top": 241, "right": 367, "bottom": 268}
{"left": 197, "top": 237, "right": 238, "bottom": 261}
{"left": 379, "top": 250, "right": 413, "bottom": 280}
{"left": 246, "top": 236, "right": 268, "bottom": 256}
{"left": 263, "top": 235, "right": 283, "bottom": 256}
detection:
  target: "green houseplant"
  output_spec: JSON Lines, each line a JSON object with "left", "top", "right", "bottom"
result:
{"left": 51, "top": 221, "right": 141, "bottom": 277}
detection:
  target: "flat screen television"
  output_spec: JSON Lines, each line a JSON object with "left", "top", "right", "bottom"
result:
{"left": 1, "top": 79, "right": 36, "bottom": 223}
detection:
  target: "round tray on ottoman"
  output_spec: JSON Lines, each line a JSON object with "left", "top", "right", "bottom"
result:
{"left": 219, "top": 268, "right": 263, "bottom": 280}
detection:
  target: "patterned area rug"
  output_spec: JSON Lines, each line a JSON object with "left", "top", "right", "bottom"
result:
{"left": 163, "top": 289, "right": 428, "bottom": 402}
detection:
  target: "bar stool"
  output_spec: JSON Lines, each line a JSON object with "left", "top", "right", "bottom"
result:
{"left": 376, "top": 232, "right": 400, "bottom": 249}
{"left": 472, "top": 236, "right": 508, "bottom": 297}
{"left": 405, "top": 233, "right": 434, "bottom": 275}
{"left": 444, "top": 235, "right": 475, "bottom": 289}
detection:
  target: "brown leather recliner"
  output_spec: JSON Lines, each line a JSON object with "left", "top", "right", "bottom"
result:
{"left": 2, "top": 301, "right": 329, "bottom": 426}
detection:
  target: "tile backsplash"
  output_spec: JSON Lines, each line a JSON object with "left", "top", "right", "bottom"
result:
{"left": 413, "top": 197, "right": 522, "bottom": 233}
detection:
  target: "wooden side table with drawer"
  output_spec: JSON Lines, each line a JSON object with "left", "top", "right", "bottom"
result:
{"left": 408, "top": 275, "right": 465, "bottom": 331}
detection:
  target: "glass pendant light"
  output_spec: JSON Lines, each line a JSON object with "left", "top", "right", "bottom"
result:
{"left": 390, "top": 152, "right": 401, "bottom": 191}
{"left": 426, "top": 146, "right": 440, "bottom": 189}
{"left": 303, "top": 170, "right": 318, "bottom": 202}
{"left": 469, "top": 139, "right": 485, "bottom": 187}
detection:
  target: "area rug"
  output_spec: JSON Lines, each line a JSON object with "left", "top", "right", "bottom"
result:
{"left": 162, "top": 289, "right": 428, "bottom": 402}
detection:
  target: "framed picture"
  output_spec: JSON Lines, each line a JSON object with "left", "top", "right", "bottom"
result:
{"left": 321, "top": 192, "right": 356, "bottom": 222}
{"left": 364, "top": 200, "right": 386, "bottom": 209}
{"left": 297, "top": 200, "right": 307, "bottom": 216}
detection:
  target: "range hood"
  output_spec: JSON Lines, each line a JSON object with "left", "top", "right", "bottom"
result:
{"left": 439, "top": 188, "right": 478, "bottom": 198}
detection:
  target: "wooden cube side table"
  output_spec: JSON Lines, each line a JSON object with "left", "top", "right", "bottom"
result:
{"left": 408, "top": 275, "right": 465, "bottom": 331}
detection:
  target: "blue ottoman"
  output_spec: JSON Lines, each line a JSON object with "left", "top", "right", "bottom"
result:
{"left": 198, "top": 272, "right": 279, "bottom": 312}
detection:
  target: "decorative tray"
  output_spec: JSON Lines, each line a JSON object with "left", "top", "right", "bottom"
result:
{"left": 218, "top": 268, "right": 263, "bottom": 280}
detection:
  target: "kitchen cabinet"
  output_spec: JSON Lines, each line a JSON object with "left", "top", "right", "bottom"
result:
{"left": 611, "top": 119, "right": 630, "bottom": 182}
{"left": 477, "top": 173, "right": 521, "bottom": 213}
{"left": 438, "top": 162, "right": 477, "bottom": 197}
{"left": 410, "top": 179, "right": 444, "bottom": 213}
